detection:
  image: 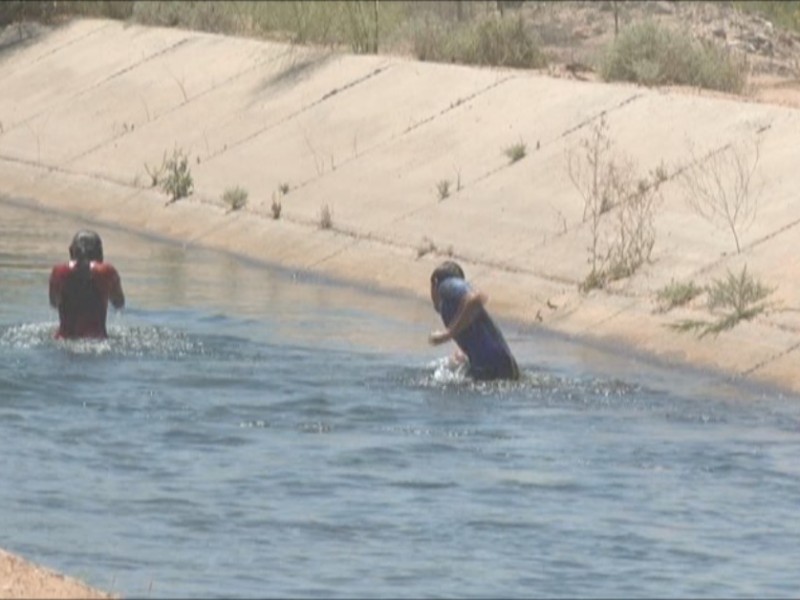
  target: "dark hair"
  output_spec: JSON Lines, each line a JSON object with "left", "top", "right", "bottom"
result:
{"left": 62, "top": 231, "right": 104, "bottom": 323}
{"left": 69, "top": 230, "right": 104, "bottom": 263}
{"left": 430, "top": 260, "right": 465, "bottom": 287}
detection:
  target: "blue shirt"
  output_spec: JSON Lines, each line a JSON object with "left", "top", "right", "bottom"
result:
{"left": 437, "top": 277, "right": 517, "bottom": 379}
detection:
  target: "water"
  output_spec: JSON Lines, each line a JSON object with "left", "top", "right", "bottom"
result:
{"left": 2, "top": 198, "right": 800, "bottom": 599}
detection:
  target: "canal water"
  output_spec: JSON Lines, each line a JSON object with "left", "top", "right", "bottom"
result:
{"left": 1, "top": 198, "right": 799, "bottom": 599}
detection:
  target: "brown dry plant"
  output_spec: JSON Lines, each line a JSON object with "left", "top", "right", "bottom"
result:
{"left": 679, "top": 139, "right": 762, "bottom": 254}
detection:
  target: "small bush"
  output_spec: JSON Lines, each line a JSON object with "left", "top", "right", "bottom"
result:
{"left": 271, "top": 197, "right": 282, "bottom": 220}
{"left": 601, "top": 20, "right": 747, "bottom": 93}
{"left": 706, "top": 265, "right": 773, "bottom": 316}
{"left": 655, "top": 279, "right": 703, "bottom": 313}
{"left": 568, "top": 114, "right": 662, "bottom": 292}
{"left": 222, "top": 186, "right": 248, "bottom": 212}
{"left": 680, "top": 139, "right": 761, "bottom": 254}
{"left": 436, "top": 179, "right": 451, "bottom": 201}
{"left": 504, "top": 141, "right": 527, "bottom": 164}
{"left": 670, "top": 265, "right": 774, "bottom": 337}
{"left": 413, "top": 14, "right": 547, "bottom": 69}
{"left": 279, "top": 182, "right": 290, "bottom": 196}
{"left": 161, "top": 147, "right": 193, "bottom": 205}
{"left": 319, "top": 204, "right": 333, "bottom": 229}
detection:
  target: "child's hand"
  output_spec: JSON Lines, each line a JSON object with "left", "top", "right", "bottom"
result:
{"left": 428, "top": 329, "right": 450, "bottom": 345}
{"left": 450, "top": 349, "right": 467, "bottom": 366}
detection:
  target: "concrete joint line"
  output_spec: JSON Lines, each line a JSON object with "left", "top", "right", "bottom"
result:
{"left": 582, "top": 298, "right": 641, "bottom": 332}
{"left": 64, "top": 47, "right": 295, "bottom": 166}
{"left": 279, "top": 72, "right": 513, "bottom": 195}
{"left": 402, "top": 75, "right": 515, "bottom": 137}
{"left": 24, "top": 21, "right": 113, "bottom": 67}
{"left": 687, "top": 211, "right": 800, "bottom": 282}
{"left": 204, "top": 64, "right": 393, "bottom": 164}
{"left": 304, "top": 238, "right": 362, "bottom": 271}
{"left": 560, "top": 93, "right": 644, "bottom": 139}
{"left": 95, "top": 37, "right": 195, "bottom": 91}
{"left": 740, "top": 339, "right": 800, "bottom": 377}
{"left": 320, "top": 63, "right": 392, "bottom": 102}
{"left": 748, "top": 215, "right": 800, "bottom": 248}
{"left": 5, "top": 36, "right": 194, "bottom": 137}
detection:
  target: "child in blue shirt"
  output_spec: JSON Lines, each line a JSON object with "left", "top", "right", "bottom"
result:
{"left": 428, "top": 261, "right": 519, "bottom": 381}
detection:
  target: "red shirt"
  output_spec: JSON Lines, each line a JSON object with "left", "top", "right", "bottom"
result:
{"left": 49, "top": 261, "right": 124, "bottom": 339}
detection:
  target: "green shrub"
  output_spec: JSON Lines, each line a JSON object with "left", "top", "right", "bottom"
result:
{"left": 670, "top": 265, "right": 774, "bottom": 337}
{"left": 128, "top": 1, "right": 409, "bottom": 54}
{"left": 222, "top": 186, "right": 248, "bottom": 211}
{"left": 413, "top": 14, "right": 547, "bottom": 69}
{"left": 504, "top": 140, "right": 526, "bottom": 164}
{"left": 161, "top": 147, "right": 193, "bottom": 204}
{"left": 601, "top": 20, "right": 747, "bottom": 93}
{"left": 0, "top": 1, "right": 134, "bottom": 25}
{"left": 655, "top": 279, "right": 703, "bottom": 313}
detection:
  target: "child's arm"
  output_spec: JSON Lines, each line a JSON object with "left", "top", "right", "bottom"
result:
{"left": 428, "top": 289, "right": 487, "bottom": 345}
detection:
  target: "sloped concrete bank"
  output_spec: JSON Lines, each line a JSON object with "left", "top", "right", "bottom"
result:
{"left": 2, "top": 17, "right": 800, "bottom": 596}
{"left": 2, "top": 19, "right": 799, "bottom": 391}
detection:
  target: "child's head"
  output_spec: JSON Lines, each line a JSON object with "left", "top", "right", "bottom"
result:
{"left": 69, "top": 230, "right": 104, "bottom": 263}
{"left": 430, "top": 261, "right": 465, "bottom": 287}
{"left": 430, "top": 261, "right": 465, "bottom": 310}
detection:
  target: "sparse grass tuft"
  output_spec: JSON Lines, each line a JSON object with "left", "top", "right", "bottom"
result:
{"left": 416, "top": 236, "right": 437, "bottom": 259}
{"left": 271, "top": 192, "right": 282, "bottom": 220}
{"left": 706, "top": 264, "right": 773, "bottom": 315}
{"left": 319, "top": 204, "right": 333, "bottom": 229}
{"left": 279, "top": 182, "right": 290, "bottom": 196}
{"left": 161, "top": 147, "right": 193, "bottom": 205}
{"left": 669, "top": 265, "right": 774, "bottom": 337}
{"left": 655, "top": 279, "right": 703, "bottom": 313}
{"left": 601, "top": 20, "right": 747, "bottom": 93}
{"left": 504, "top": 140, "right": 527, "bottom": 164}
{"left": 436, "top": 179, "right": 451, "bottom": 201}
{"left": 222, "top": 186, "right": 248, "bottom": 212}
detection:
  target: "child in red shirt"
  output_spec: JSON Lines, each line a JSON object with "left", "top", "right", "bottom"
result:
{"left": 49, "top": 230, "right": 125, "bottom": 339}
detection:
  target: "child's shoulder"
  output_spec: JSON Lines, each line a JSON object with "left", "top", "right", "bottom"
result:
{"left": 440, "top": 277, "right": 470, "bottom": 296}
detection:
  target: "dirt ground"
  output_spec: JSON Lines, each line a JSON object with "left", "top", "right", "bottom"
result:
{"left": 0, "top": 549, "right": 114, "bottom": 599}
{"left": 517, "top": 0, "right": 800, "bottom": 109}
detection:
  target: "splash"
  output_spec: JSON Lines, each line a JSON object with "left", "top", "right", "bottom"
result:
{"left": 0, "top": 322, "right": 55, "bottom": 349}
{"left": 0, "top": 322, "right": 205, "bottom": 359}
{"left": 409, "top": 355, "right": 642, "bottom": 402}
{"left": 430, "top": 356, "right": 470, "bottom": 385}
